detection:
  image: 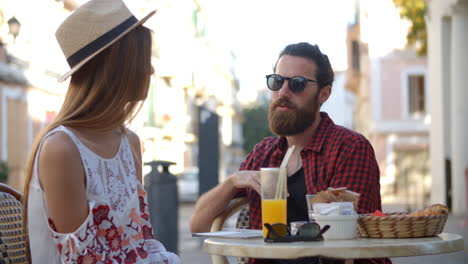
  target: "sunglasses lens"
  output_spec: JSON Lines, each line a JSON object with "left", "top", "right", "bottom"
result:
{"left": 289, "top": 77, "right": 307, "bottom": 93}
{"left": 297, "top": 223, "right": 321, "bottom": 237}
{"left": 267, "top": 75, "right": 283, "bottom": 91}
{"left": 267, "top": 224, "right": 289, "bottom": 239}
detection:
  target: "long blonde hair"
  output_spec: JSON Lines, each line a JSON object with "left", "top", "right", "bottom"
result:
{"left": 22, "top": 25, "right": 152, "bottom": 258}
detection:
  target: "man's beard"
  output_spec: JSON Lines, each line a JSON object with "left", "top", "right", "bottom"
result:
{"left": 268, "top": 93, "right": 319, "bottom": 136}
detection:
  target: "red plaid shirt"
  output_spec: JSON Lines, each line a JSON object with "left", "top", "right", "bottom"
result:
{"left": 238, "top": 112, "right": 391, "bottom": 264}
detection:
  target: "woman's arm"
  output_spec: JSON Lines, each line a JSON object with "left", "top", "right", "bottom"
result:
{"left": 38, "top": 132, "right": 89, "bottom": 233}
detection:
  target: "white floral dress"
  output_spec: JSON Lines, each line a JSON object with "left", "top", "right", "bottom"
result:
{"left": 28, "top": 126, "right": 180, "bottom": 264}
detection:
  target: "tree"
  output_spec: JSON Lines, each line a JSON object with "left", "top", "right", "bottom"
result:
{"left": 393, "top": 0, "right": 427, "bottom": 56}
{"left": 242, "top": 97, "right": 273, "bottom": 153}
{"left": 0, "top": 161, "right": 8, "bottom": 183}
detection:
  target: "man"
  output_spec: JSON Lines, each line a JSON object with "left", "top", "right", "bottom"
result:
{"left": 190, "top": 43, "right": 390, "bottom": 264}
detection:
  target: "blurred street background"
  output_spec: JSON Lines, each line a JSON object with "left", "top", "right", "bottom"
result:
{"left": 0, "top": 0, "right": 467, "bottom": 262}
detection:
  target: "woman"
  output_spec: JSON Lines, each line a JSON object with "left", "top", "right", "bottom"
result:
{"left": 22, "top": 0, "right": 180, "bottom": 263}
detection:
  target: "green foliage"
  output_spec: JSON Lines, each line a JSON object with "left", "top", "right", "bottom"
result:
{"left": 393, "top": 0, "right": 427, "bottom": 56}
{"left": 0, "top": 161, "right": 8, "bottom": 183}
{"left": 242, "top": 97, "right": 274, "bottom": 153}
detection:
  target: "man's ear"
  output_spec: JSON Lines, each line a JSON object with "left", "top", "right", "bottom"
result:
{"left": 319, "top": 85, "right": 331, "bottom": 104}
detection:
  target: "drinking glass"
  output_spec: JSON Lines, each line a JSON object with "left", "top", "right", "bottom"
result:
{"left": 261, "top": 168, "right": 287, "bottom": 238}
{"left": 306, "top": 193, "right": 316, "bottom": 222}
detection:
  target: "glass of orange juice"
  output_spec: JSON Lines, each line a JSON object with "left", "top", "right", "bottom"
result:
{"left": 261, "top": 167, "right": 287, "bottom": 238}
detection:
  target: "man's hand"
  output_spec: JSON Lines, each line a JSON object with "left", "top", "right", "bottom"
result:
{"left": 228, "top": 170, "right": 261, "bottom": 195}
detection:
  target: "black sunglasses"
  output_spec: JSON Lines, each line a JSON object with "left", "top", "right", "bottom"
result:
{"left": 264, "top": 222, "right": 330, "bottom": 243}
{"left": 266, "top": 74, "right": 318, "bottom": 94}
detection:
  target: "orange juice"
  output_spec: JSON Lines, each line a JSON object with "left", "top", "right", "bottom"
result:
{"left": 261, "top": 199, "right": 287, "bottom": 237}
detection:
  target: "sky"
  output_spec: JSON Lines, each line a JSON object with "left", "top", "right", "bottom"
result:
{"left": 198, "top": 0, "right": 357, "bottom": 103}
{"left": 2, "top": 0, "right": 405, "bottom": 105}
{"left": 72, "top": 0, "right": 362, "bottom": 104}
{"left": 95, "top": 0, "right": 408, "bottom": 107}
{"left": 126, "top": 0, "right": 408, "bottom": 105}
{"left": 123, "top": 0, "right": 359, "bottom": 103}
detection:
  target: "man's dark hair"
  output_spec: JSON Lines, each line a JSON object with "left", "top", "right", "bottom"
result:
{"left": 274, "top": 42, "right": 334, "bottom": 89}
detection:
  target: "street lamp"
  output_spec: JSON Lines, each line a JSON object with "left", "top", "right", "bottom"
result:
{"left": 7, "top": 17, "right": 21, "bottom": 42}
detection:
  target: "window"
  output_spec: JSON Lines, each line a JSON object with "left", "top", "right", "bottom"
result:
{"left": 352, "top": 41, "right": 360, "bottom": 71}
{"left": 408, "top": 74, "right": 425, "bottom": 115}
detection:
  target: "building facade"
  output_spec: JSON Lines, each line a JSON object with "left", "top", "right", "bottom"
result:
{"left": 347, "top": 0, "right": 431, "bottom": 210}
{"left": 426, "top": 0, "right": 468, "bottom": 215}
{"left": 0, "top": 0, "right": 72, "bottom": 190}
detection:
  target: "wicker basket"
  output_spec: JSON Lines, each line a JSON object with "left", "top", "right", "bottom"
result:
{"left": 0, "top": 192, "right": 28, "bottom": 263}
{"left": 357, "top": 212, "right": 448, "bottom": 238}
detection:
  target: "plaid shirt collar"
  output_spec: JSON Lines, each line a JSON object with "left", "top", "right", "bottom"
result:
{"left": 272, "top": 112, "right": 334, "bottom": 153}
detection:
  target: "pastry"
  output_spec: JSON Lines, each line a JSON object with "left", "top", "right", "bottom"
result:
{"left": 409, "top": 204, "right": 449, "bottom": 216}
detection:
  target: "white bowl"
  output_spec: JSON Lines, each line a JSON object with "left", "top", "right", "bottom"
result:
{"left": 314, "top": 214, "right": 358, "bottom": 240}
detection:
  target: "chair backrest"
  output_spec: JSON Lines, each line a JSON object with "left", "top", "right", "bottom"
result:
{"left": 234, "top": 207, "right": 250, "bottom": 264}
{"left": 210, "top": 197, "right": 249, "bottom": 264}
{"left": 0, "top": 184, "right": 28, "bottom": 264}
{"left": 235, "top": 207, "right": 250, "bottom": 229}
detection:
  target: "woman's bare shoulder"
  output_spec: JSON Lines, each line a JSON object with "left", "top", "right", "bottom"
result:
{"left": 125, "top": 128, "right": 141, "bottom": 148}
{"left": 127, "top": 128, "right": 140, "bottom": 143}
{"left": 40, "top": 131, "right": 78, "bottom": 157}
{"left": 38, "top": 131, "right": 83, "bottom": 185}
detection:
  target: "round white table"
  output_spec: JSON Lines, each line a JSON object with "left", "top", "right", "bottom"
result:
{"left": 203, "top": 233, "right": 464, "bottom": 259}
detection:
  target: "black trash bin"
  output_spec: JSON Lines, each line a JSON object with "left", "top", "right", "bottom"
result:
{"left": 144, "top": 160, "right": 178, "bottom": 254}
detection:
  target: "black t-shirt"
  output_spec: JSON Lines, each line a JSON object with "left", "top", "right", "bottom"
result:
{"left": 271, "top": 167, "right": 319, "bottom": 264}
{"left": 287, "top": 168, "right": 309, "bottom": 223}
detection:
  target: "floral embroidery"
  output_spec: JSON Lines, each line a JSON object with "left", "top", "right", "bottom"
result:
{"left": 52, "top": 194, "right": 157, "bottom": 263}
{"left": 113, "top": 256, "right": 122, "bottom": 263}
{"left": 104, "top": 258, "right": 114, "bottom": 264}
{"left": 104, "top": 225, "right": 119, "bottom": 240}
{"left": 138, "top": 188, "right": 151, "bottom": 222}
{"left": 142, "top": 225, "right": 154, "bottom": 240}
{"left": 129, "top": 208, "right": 142, "bottom": 225}
{"left": 93, "top": 205, "right": 110, "bottom": 225}
{"left": 137, "top": 187, "right": 146, "bottom": 198}
{"left": 142, "top": 213, "right": 149, "bottom": 221}
{"left": 122, "top": 238, "right": 131, "bottom": 247}
{"left": 105, "top": 226, "right": 122, "bottom": 252}
{"left": 77, "top": 251, "right": 98, "bottom": 264}
{"left": 136, "top": 245, "right": 148, "bottom": 259}
{"left": 124, "top": 249, "right": 138, "bottom": 264}
{"left": 138, "top": 196, "right": 146, "bottom": 213}
{"left": 132, "top": 232, "right": 144, "bottom": 241}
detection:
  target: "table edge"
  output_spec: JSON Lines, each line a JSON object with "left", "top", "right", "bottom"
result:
{"left": 202, "top": 233, "right": 465, "bottom": 259}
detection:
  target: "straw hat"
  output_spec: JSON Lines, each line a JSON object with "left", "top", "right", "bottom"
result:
{"left": 56, "top": 0, "right": 156, "bottom": 82}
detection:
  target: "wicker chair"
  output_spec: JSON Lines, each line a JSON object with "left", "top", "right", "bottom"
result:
{"left": 0, "top": 183, "right": 28, "bottom": 264}
{"left": 210, "top": 197, "right": 249, "bottom": 264}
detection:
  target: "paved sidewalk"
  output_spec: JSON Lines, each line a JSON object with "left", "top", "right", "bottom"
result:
{"left": 178, "top": 202, "right": 468, "bottom": 264}
{"left": 382, "top": 204, "right": 468, "bottom": 263}
{"left": 178, "top": 202, "right": 213, "bottom": 263}
{"left": 389, "top": 214, "right": 468, "bottom": 264}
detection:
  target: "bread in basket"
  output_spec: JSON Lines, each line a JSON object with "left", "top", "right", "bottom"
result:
{"left": 357, "top": 204, "right": 449, "bottom": 238}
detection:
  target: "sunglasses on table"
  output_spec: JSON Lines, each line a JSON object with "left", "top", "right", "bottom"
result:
{"left": 266, "top": 74, "right": 318, "bottom": 94}
{"left": 264, "top": 222, "right": 330, "bottom": 243}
